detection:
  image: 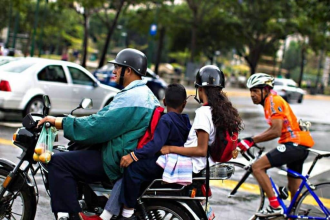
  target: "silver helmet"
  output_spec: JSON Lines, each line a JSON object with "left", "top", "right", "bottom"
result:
{"left": 246, "top": 73, "right": 274, "bottom": 89}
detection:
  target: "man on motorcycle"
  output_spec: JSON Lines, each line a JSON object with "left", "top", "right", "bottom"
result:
{"left": 237, "top": 73, "right": 314, "bottom": 217}
{"left": 37, "top": 48, "right": 160, "bottom": 220}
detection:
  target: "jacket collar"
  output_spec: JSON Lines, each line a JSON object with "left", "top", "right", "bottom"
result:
{"left": 121, "top": 80, "right": 146, "bottom": 92}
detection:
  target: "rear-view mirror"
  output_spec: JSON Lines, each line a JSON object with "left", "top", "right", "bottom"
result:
{"left": 80, "top": 98, "right": 93, "bottom": 109}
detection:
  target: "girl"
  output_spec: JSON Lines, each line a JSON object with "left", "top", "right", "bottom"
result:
{"left": 160, "top": 65, "right": 243, "bottom": 176}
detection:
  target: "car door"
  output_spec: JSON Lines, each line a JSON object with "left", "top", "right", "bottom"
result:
{"left": 37, "top": 65, "right": 72, "bottom": 114}
{"left": 66, "top": 65, "right": 103, "bottom": 114}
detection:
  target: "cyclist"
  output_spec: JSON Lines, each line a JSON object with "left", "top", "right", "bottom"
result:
{"left": 37, "top": 48, "right": 160, "bottom": 220}
{"left": 237, "top": 73, "right": 314, "bottom": 217}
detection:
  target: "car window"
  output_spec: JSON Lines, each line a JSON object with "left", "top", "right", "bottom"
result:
{"left": 68, "top": 67, "right": 94, "bottom": 86}
{"left": 0, "top": 60, "right": 35, "bottom": 73}
{"left": 38, "top": 65, "right": 67, "bottom": 83}
{"left": 274, "top": 81, "right": 283, "bottom": 86}
{"left": 288, "top": 84, "right": 297, "bottom": 88}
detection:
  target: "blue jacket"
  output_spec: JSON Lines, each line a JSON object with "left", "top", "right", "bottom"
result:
{"left": 62, "top": 80, "right": 160, "bottom": 180}
{"left": 132, "top": 112, "right": 191, "bottom": 160}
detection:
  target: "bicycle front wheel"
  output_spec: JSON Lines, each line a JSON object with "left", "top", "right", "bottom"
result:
{"left": 209, "top": 162, "right": 266, "bottom": 220}
{"left": 294, "top": 182, "right": 330, "bottom": 218}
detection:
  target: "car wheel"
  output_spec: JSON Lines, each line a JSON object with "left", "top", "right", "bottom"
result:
{"left": 157, "top": 88, "right": 165, "bottom": 100}
{"left": 24, "top": 97, "right": 44, "bottom": 116}
{"left": 298, "top": 94, "right": 303, "bottom": 103}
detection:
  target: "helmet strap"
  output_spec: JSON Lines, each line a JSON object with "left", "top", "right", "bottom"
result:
{"left": 119, "top": 66, "right": 127, "bottom": 87}
{"left": 194, "top": 87, "right": 201, "bottom": 103}
{"left": 260, "top": 87, "right": 269, "bottom": 106}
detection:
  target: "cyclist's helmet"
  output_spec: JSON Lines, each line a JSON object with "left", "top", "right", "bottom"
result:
{"left": 246, "top": 73, "right": 274, "bottom": 89}
{"left": 108, "top": 48, "right": 147, "bottom": 76}
{"left": 195, "top": 65, "right": 225, "bottom": 88}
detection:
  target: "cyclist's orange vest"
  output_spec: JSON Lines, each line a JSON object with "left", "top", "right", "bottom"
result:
{"left": 264, "top": 93, "right": 314, "bottom": 147}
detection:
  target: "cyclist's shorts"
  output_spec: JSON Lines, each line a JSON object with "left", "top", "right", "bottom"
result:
{"left": 266, "top": 142, "right": 309, "bottom": 178}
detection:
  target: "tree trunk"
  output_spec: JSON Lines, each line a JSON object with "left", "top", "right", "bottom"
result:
{"left": 245, "top": 46, "right": 261, "bottom": 75}
{"left": 98, "top": 0, "right": 125, "bottom": 68}
{"left": 298, "top": 46, "right": 305, "bottom": 88}
{"left": 81, "top": 13, "right": 89, "bottom": 68}
{"left": 154, "top": 27, "right": 165, "bottom": 75}
{"left": 190, "top": 18, "right": 197, "bottom": 61}
{"left": 187, "top": 0, "right": 198, "bottom": 62}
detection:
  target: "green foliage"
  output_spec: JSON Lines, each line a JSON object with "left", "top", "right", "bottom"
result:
{"left": 282, "top": 41, "right": 301, "bottom": 71}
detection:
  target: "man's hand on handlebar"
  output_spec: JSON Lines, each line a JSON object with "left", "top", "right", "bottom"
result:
{"left": 37, "top": 116, "right": 56, "bottom": 128}
{"left": 237, "top": 137, "right": 255, "bottom": 152}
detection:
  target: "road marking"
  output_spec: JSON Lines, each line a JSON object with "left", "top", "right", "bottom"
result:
{"left": 210, "top": 180, "right": 330, "bottom": 207}
{"left": 0, "top": 138, "right": 16, "bottom": 148}
{"left": 0, "top": 122, "right": 21, "bottom": 128}
{"left": 211, "top": 179, "right": 261, "bottom": 195}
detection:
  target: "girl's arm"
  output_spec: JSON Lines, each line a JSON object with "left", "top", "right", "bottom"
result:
{"left": 160, "top": 129, "right": 209, "bottom": 157}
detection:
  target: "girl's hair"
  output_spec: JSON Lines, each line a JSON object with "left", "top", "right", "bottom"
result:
{"left": 204, "top": 87, "right": 243, "bottom": 148}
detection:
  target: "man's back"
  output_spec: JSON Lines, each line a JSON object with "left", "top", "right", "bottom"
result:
{"left": 264, "top": 94, "right": 314, "bottom": 147}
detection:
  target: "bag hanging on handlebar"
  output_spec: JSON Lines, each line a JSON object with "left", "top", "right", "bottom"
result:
{"left": 33, "top": 125, "right": 57, "bottom": 163}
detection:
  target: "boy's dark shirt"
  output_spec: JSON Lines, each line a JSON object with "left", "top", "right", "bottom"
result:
{"left": 133, "top": 112, "right": 191, "bottom": 160}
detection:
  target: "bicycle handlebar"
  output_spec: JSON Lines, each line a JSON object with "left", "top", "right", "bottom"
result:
{"left": 240, "top": 143, "right": 265, "bottom": 161}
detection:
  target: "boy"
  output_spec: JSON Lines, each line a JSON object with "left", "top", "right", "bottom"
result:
{"left": 80, "top": 83, "right": 191, "bottom": 220}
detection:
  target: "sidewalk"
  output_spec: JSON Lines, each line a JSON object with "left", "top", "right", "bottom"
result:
{"left": 185, "top": 86, "right": 330, "bottom": 101}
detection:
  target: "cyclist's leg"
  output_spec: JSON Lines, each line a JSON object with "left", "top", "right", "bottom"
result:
{"left": 252, "top": 156, "right": 273, "bottom": 198}
{"left": 286, "top": 146, "right": 309, "bottom": 200}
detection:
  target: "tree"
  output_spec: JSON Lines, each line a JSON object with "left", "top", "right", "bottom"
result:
{"left": 56, "top": 0, "right": 107, "bottom": 67}
{"left": 223, "top": 0, "right": 298, "bottom": 75}
{"left": 97, "top": 0, "right": 126, "bottom": 68}
{"left": 282, "top": 41, "right": 301, "bottom": 74}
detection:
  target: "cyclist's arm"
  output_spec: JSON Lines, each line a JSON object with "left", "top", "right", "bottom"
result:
{"left": 252, "top": 118, "right": 282, "bottom": 143}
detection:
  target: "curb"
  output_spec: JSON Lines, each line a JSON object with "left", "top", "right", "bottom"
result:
{"left": 186, "top": 88, "right": 330, "bottom": 101}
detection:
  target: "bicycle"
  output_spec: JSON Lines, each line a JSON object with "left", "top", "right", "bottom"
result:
{"left": 216, "top": 144, "right": 330, "bottom": 219}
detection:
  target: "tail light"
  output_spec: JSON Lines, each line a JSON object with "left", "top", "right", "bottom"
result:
{"left": 201, "top": 184, "right": 212, "bottom": 197}
{"left": 0, "top": 80, "right": 11, "bottom": 92}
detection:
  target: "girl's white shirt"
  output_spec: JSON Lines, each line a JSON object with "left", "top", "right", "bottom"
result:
{"left": 184, "top": 106, "right": 216, "bottom": 173}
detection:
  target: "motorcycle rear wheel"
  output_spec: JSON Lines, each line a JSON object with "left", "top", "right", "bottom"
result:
{"left": 137, "top": 200, "right": 192, "bottom": 220}
{"left": 0, "top": 168, "right": 36, "bottom": 220}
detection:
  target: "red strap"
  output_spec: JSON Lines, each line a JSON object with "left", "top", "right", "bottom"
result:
{"left": 136, "top": 106, "right": 165, "bottom": 149}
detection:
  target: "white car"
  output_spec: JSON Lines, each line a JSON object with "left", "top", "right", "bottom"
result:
{"left": 273, "top": 78, "right": 305, "bottom": 103}
{"left": 0, "top": 56, "right": 22, "bottom": 66}
{"left": 0, "top": 58, "right": 119, "bottom": 119}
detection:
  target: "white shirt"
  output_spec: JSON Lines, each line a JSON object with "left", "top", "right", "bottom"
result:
{"left": 184, "top": 106, "right": 215, "bottom": 173}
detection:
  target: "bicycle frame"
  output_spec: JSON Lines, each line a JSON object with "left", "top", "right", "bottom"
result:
{"left": 269, "top": 165, "right": 330, "bottom": 219}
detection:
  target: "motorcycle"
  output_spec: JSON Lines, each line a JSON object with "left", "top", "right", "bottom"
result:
{"left": 0, "top": 95, "right": 234, "bottom": 220}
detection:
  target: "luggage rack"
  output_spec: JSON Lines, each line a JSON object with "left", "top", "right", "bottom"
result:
{"left": 140, "top": 163, "right": 235, "bottom": 200}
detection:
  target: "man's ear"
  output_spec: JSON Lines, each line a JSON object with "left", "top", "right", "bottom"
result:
{"left": 163, "top": 99, "right": 166, "bottom": 106}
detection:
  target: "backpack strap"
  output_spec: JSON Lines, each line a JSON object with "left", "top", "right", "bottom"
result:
{"left": 205, "top": 146, "right": 210, "bottom": 212}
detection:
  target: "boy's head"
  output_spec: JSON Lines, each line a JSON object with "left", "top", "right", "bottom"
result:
{"left": 163, "top": 83, "right": 187, "bottom": 112}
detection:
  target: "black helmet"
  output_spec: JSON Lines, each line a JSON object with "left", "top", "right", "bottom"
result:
{"left": 108, "top": 48, "right": 147, "bottom": 76}
{"left": 195, "top": 65, "right": 225, "bottom": 88}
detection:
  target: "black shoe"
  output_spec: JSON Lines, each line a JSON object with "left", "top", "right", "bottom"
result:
{"left": 117, "top": 215, "right": 137, "bottom": 220}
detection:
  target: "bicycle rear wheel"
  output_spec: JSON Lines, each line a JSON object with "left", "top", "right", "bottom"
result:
{"left": 294, "top": 182, "right": 330, "bottom": 218}
{"left": 209, "top": 162, "right": 266, "bottom": 220}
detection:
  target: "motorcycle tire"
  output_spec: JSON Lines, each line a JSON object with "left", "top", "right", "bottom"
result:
{"left": 0, "top": 168, "right": 36, "bottom": 220}
{"left": 137, "top": 200, "right": 192, "bottom": 220}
